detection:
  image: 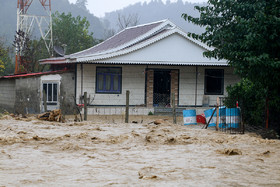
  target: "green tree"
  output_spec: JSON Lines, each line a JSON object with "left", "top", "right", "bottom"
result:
{"left": 52, "top": 12, "right": 96, "bottom": 55}
{"left": 0, "top": 38, "right": 13, "bottom": 76}
{"left": 21, "top": 38, "right": 50, "bottom": 73}
{"left": 0, "top": 59, "right": 4, "bottom": 75}
{"left": 0, "top": 44, "right": 7, "bottom": 75}
{"left": 182, "top": 0, "right": 280, "bottom": 129}
{"left": 76, "top": 0, "right": 88, "bottom": 11}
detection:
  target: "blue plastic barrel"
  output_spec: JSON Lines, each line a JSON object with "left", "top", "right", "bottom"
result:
{"left": 204, "top": 107, "right": 226, "bottom": 128}
{"left": 216, "top": 106, "right": 226, "bottom": 128}
{"left": 226, "top": 108, "right": 241, "bottom": 128}
{"left": 183, "top": 110, "right": 197, "bottom": 125}
{"left": 204, "top": 108, "right": 216, "bottom": 127}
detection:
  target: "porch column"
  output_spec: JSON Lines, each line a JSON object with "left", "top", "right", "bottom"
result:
{"left": 146, "top": 69, "right": 154, "bottom": 108}
{"left": 171, "top": 70, "right": 179, "bottom": 106}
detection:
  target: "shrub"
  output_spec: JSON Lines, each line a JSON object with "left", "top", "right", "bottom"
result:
{"left": 224, "top": 79, "right": 266, "bottom": 126}
{"left": 225, "top": 79, "right": 280, "bottom": 135}
{"left": 148, "top": 111, "right": 154, "bottom": 115}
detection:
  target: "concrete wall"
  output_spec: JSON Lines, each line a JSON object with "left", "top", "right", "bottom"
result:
{"left": 15, "top": 77, "right": 41, "bottom": 114}
{"left": 59, "top": 72, "right": 76, "bottom": 115}
{"left": 0, "top": 79, "right": 16, "bottom": 112}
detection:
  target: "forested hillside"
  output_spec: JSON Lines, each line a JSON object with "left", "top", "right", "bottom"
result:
{"left": 103, "top": 0, "right": 206, "bottom": 34}
{"left": 0, "top": 0, "right": 206, "bottom": 45}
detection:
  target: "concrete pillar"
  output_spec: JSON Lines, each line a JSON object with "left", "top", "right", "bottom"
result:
{"left": 146, "top": 69, "right": 154, "bottom": 108}
{"left": 170, "top": 70, "right": 179, "bottom": 106}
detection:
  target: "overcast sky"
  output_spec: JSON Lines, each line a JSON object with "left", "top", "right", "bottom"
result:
{"left": 68, "top": 0, "right": 207, "bottom": 17}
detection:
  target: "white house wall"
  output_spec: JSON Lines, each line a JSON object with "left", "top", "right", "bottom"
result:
{"left": 107, "top": 34, "right": 225, "bottom": 64}
{"left": 179, "top": 66, "right": 240, "bottom": 106}
{"left": 76, "top": 64, "right": 146, "bottom": 106}
{"left": 76, "top": 64, "right": 239, "bottom": 108}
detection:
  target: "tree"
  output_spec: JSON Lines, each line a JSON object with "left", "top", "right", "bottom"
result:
{"left": 0, "top": 43, "right": 5, "bottom": 75}
{"left": 76, "top": 0, "right": 88, "bottom": 11}
{"left": 117, "top": 13, "right": 140, "bottom": 30}
{"left": 21, "top": 38, "right": 50, "bottom": 72}
{"left": 0, "top": 58, "right": 5, "bottom": 75}
{"left": 52, "top": 12, "right": 96, "bottom": 55}
{"left": 0, "top": 37, "right": 13, "bottom": 76}
{"left": 182, "top": 0, "right": 280, "bottom": 129}
{"left": 103, "top": 28, "right": 116, "bottom": 39}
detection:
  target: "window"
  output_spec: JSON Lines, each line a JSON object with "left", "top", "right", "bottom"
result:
{"left": 96, "top": 67, "right": 121, "bottom": 94}
{"left": 205, "top": 69, "right": 224, "bottom": 95}
{"left": 43, "top": 83, "right": 58, "bottom": 105}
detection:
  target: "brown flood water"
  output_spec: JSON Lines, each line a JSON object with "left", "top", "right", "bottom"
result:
{"left": 0, "top": 115, "right": 279, "bottom": 186}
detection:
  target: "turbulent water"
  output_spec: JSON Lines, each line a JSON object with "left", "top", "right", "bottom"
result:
{"left": 0, "top": 115, "right": 279, "bottom": 186}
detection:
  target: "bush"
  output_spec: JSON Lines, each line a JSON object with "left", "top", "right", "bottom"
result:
{"left": 224, "top": 79, "right": 266, "bottom": 126}
{"left": 148, "top": 111, "right": 154, "bottom": 115}
{"left": 225, "top": 79, "right": 280, "bottom": 135}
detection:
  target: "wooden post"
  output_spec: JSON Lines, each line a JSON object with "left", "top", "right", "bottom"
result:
{"left": 204, "top": 108, "right": 217, "bottom": 129}
{"left": 43, "top": 90, "right": 47, "bottom": 112}
{"left": 240, "top": 107, "right": 245, "bottom": 134}
{"left": 216, "top": 97, "right": 219, "bottom": 131}
{"left": 84, "top": 92, "right": 87, "bottom": 121}
{"left": 265, "top": 97, "right": 269, "bottom": 129}
{"left": 195, "top": 66, "right": 198, "bottom": 107}
{"left": 172, "top": 93, "right": 176, "bottom": 124}
{"left": 125, "top": 90, "right": 130, "bottom": 123}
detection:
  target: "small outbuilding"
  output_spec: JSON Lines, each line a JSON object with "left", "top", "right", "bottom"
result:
{"left": 0, "top": 70, "right": 76, "bottom": 114}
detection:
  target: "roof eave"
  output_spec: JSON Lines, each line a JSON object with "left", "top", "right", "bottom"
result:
{"left": 75, "top": 60, "right": 228, "bottom": 66}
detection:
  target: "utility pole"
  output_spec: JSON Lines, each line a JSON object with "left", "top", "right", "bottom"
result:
{"left": 15, "top": 0, "right": 53, "bottom": 74}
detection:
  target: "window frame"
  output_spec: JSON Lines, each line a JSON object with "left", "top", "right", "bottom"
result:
{"left": 42, "top": 82, "right": 59, "bottom": 105}
{"left": 204, "top": 69, "right": 224, "bottom": 95}
{"left": 95, "top": 67, "right": 122, "bottom": 94}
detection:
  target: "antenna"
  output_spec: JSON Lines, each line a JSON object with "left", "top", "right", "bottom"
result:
{"left": 15, "top": 0, "right": 53, "bottom": 74}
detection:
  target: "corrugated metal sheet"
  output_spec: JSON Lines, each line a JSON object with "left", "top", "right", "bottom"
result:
{"left": 0, "top": 69, "right": 68, "bottom": 79}
{"left": 79, "top": 60, "right": 228, "bottom": 66}
{"left": 71, "top": 20, "right": 164, "bottom": 57}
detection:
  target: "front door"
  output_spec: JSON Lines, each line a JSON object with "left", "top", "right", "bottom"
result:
{"left": 153, "top": 70, "right": 171, "bottom": 107}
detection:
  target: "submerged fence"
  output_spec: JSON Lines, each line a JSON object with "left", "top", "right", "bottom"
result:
{"left": 202, "top": 97, "right": 244, "bottom": 134}
{"left": 78, "top": 92, "right": 244, "bottom": 134}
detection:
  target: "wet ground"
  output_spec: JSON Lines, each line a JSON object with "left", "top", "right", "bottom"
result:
{"left": 0, "top": 115, "right": 279, "bottom": 186}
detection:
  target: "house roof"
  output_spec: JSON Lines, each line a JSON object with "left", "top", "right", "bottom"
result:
{"left": 0, "top": 69, "right": 68, "bottom": 79}
{"left": 40, "top": 19, "right": 227, "bottom": 66}
{"left": 72, "top": 20, "right": 164, "bottom": 57}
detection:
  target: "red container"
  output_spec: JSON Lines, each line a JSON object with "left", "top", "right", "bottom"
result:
{"left": 196, "top": 114, "right": 206, "bottom": 124}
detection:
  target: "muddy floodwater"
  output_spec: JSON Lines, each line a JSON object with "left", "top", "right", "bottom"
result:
{"left": 0, "top": 115, "right": 279, "bottom": 186}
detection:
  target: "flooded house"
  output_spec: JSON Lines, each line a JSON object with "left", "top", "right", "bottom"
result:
{"left": 0, "top": 20, "right": 239, "bottom": 115}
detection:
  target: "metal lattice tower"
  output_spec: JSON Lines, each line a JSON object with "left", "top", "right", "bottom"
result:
{"left": 15, "top": 0, "right": 53, "bottom": 74}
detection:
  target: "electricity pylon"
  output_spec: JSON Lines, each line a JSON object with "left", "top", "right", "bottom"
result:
{"left": 15, "top": 0, "right": 53, "bottom": 74}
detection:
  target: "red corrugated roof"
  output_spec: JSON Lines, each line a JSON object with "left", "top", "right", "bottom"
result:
{"left": 0, "top": 69, "right": 68, "bottom": 79}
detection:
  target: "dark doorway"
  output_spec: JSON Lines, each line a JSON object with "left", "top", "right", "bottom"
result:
{"left": 153, "top": 70, "right": 171, "bottom": 107}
